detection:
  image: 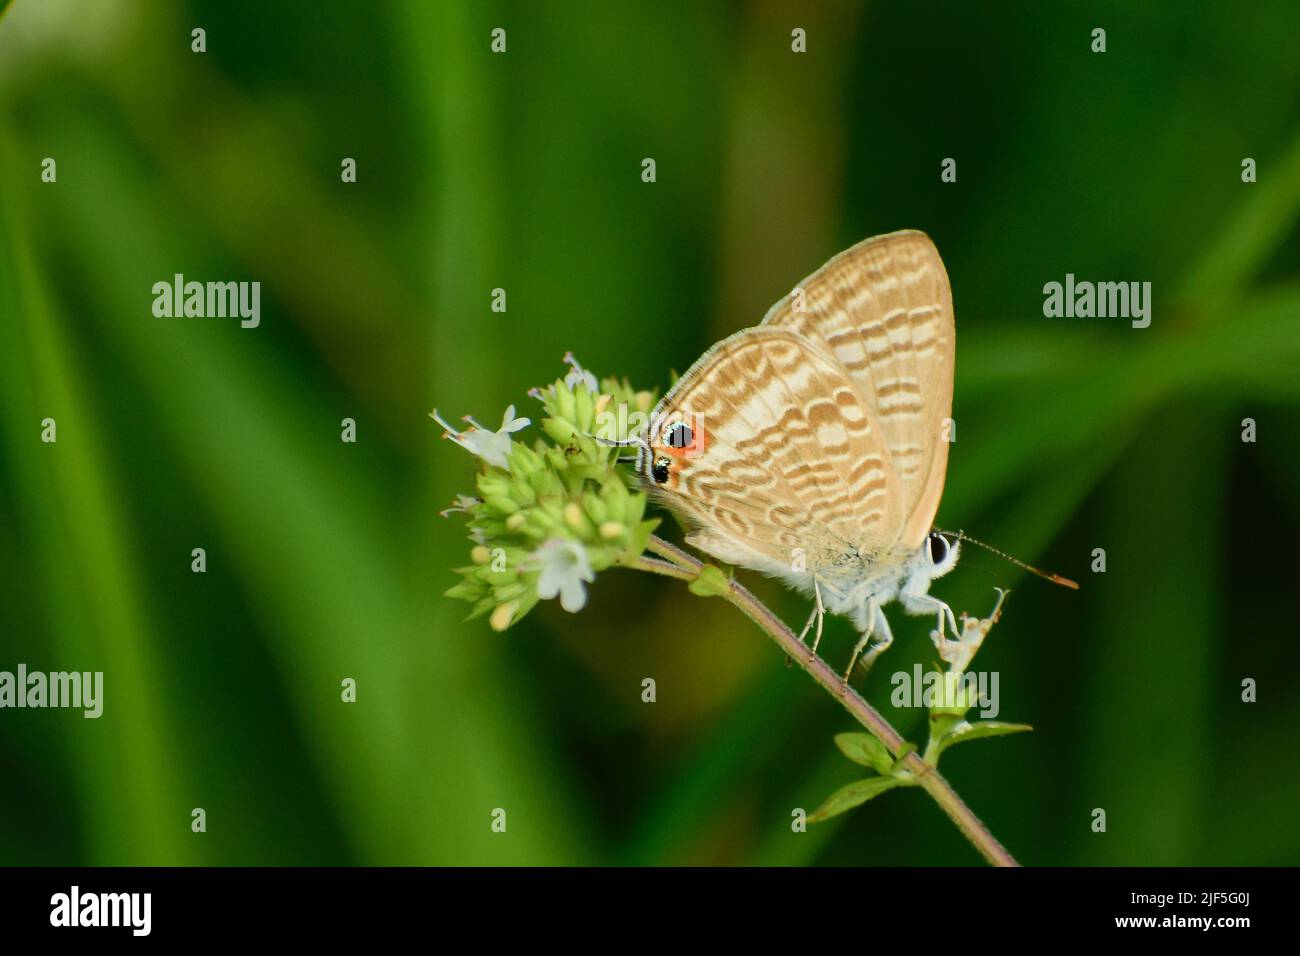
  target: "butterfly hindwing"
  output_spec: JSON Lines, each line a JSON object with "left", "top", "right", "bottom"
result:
{"left": 646, "top": 327, "right": 906, "bottom": 581}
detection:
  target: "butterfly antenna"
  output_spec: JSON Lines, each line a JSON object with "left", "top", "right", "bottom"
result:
{"left": 591, "top": 435, "right": 643, "bottom": 448}
{"left": 591, "top": 433, "right": 649, "bottom": 465}
{"left": 935, "top": 528, "right": 1079, "bottom": 590}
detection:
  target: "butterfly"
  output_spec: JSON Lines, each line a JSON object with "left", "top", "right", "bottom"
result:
{"left": 631, "top": 230, "right": 963, "bottom": 678}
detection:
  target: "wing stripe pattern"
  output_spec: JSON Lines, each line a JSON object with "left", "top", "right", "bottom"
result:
{"left": 648, "top": 328, "right": 903, "bottom": 575}
{"left": 642, "top": 231, "right": 954, "bottom": 579}
{"left": 762, "top": 230, "right": 954, "bottom": 550}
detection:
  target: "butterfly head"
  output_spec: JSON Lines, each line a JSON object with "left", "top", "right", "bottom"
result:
{"left": 920, "top": 530, "right": 961, "bottom": 581}
{"left": 640, "top": 413, "right": 707, "bottom": 490}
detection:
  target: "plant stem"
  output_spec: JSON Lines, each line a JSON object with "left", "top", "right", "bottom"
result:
{"left": 639, "top": 534, "right": 1020, "bottom": 867}
{"left": 645, "top": 535, "right": 700, "bottom": 571}
{"left": 629, "top": 554, "right": 697, "bottom": 581}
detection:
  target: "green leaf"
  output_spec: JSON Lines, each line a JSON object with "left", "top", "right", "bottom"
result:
{"left": 937, "top": 720, "right": 1033, "bottom": 757}
{"left": 833, "top": 733, "right": 895, "bottom": 774}
{"left": 688, "top": 563, "right": 731, "bottom": 598}
{"left": 807, "top": 777, "right": 900, "bottom": 823}
{"left": 1179, "top": 126, "right": 1300, "bottom": 306}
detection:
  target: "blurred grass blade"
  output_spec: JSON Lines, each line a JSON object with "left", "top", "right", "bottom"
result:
{"left": 0, "top": 136, "right": 192, "bottom": 864}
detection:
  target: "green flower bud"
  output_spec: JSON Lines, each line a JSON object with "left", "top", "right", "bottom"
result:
{"left": 542, "top": 416, "right": 578, "bottom": 446}
{"left": 688, "top": 564, "right": 732, "bottom": 598}
{"left": 441, "top": 356, "right": 665, "bottom": 631}
{"left": 552, "top": 379, "right": 576, "bottom": 421}
{"left": 564, "top": 501, "right": 596, "bottom": 539}
{"left": 573, "top": 384, "right": 595, "bottom": 433}
{"left": 507, "top": 441, "right": 544, "bottom": 476}
{"left": 445, "top": 577, "right": 488, "bottom": 602}
{"left": 483, "top": 495, "right": 520, "bottom": 516}
{"left": 477, "top": 472, "right": 513, "bottom": 501}
{"left": 581, "top": 489, "right": 610, "bottom": 526}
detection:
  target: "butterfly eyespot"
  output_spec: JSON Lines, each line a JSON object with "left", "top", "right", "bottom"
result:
{"left": 663, "top": 421, "right": 693, "bottom": 449}
{"left": 651, "top": 456, "right": 672, "bottom": 484}
{"left": 927, "top": 532, "right": 949, "bottom": 565}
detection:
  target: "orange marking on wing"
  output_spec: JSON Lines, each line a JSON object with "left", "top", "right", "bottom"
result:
{"left": 660, "top": 414, "right": 708, "bottom": 466}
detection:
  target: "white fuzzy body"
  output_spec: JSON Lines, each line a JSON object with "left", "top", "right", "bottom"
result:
{"left": 710, "top": 532, "right": 962, "bottom": 642}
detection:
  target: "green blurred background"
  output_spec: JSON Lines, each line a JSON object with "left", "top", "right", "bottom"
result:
{"left": 1, "top": 0, "right": 1298, "bottom": 866}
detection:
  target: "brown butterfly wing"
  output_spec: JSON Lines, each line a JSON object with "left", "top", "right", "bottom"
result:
{"left": 646, "top": 327, "right": 906, "bottom": 581}
{"left": 761, "top": 230, "right": 955, "bottom": 550}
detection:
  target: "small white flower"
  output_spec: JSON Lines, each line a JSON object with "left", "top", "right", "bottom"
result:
{"left": 438, "top": 493, "right": 481, "bottom": 518}
{"left": 527, "top": 352, "right": 603, "bottom": 406}
{"left": 562, "top": 351, "right": 599, "bottom": 393}
{"left": 531, "top": 538, "right": 595, "bottom": 613}
{"left": 431, "top": 405, "right": 530, "bottom": 469}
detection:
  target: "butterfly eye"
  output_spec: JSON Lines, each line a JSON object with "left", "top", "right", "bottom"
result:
{"left": 651, "top": 456, "right": 672, "bottom": 484}
{"left": 927, "top": 532, "right": 949, "bottom": 565}
{"left": 663, "top": 421, "right": 693, "bottom": 449}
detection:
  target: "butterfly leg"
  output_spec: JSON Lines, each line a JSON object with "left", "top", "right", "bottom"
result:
{"left": 856, "top": 604, "right": 895, "bottom": 678}
{"left": 902, "top": 591, "right": 960, "bottom": 645}
{"left": 812, "top": 594, "right": 825, "bottom": 654}
{"left": 795, "top": 577, "right": 826, "bottom": 654}
{"left": 844, "top": 599, "right": 893, "bottom": 680}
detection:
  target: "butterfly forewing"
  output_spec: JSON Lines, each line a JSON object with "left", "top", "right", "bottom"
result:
{"left": 761, "top": 230, "right": 955, "bottom": 550}
{"left": 647, "top": 327, "right": 905, "bottom": 582}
